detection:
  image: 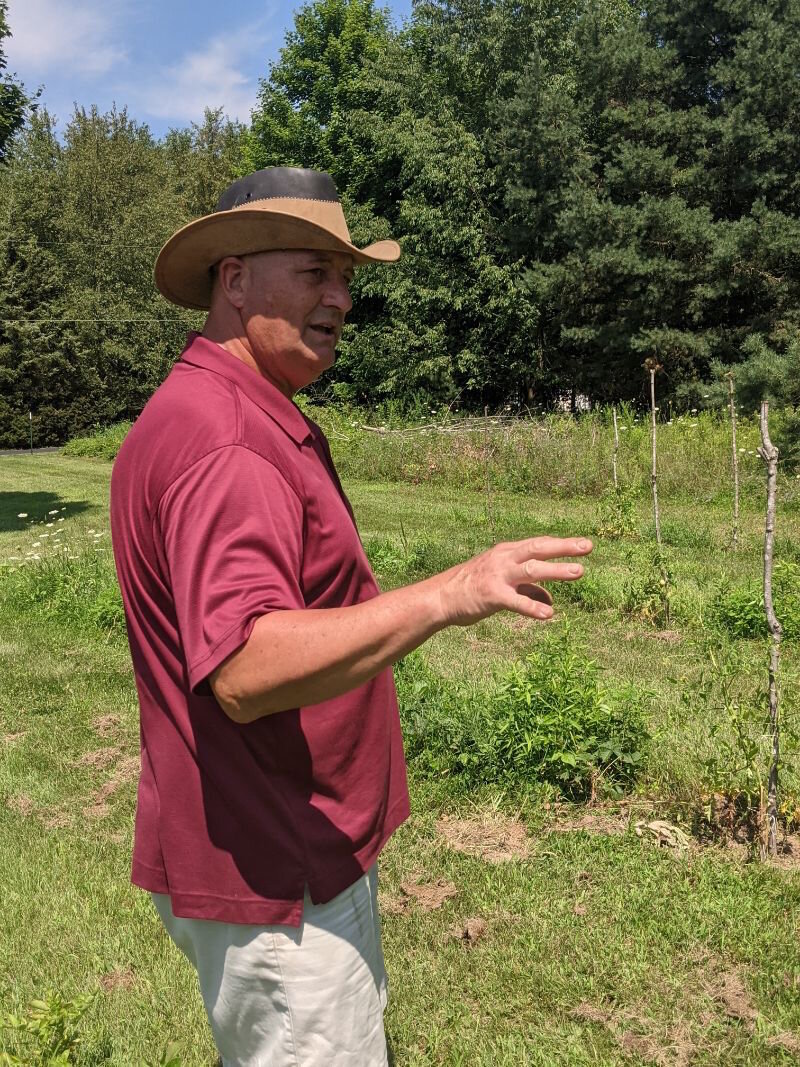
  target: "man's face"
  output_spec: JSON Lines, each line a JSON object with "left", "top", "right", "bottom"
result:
{"left": 236, "top": 249, "right": 354, "bottom": 396}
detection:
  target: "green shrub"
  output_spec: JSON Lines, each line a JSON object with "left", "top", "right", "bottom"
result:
{"left": 710, "top": 561, "right": 800, "bottom": 640}
{"left": 396, "top": 631, "right": 650, "bottom": 798}
{"left": 62, "top": 422, "right": 132, "bottom": 460}
{"left": 480, "top": 631, "right": 649, "bottom": 797}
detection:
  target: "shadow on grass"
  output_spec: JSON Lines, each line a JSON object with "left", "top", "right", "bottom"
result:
{"left": 0, "top": 491, "right": 91, "bottom": 533}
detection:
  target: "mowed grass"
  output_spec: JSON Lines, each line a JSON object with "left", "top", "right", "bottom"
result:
{"left": 1, "top": 451, "right": 800, "bottom": 1065}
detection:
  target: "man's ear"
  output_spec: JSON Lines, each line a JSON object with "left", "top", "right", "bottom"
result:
{"left": 215, "top": 256, "right": 248, "bottom": 310}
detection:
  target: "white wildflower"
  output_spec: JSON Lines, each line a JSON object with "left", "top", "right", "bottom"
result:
{"left": 48, "top": 510, "right": 58, "bottom": 515}
{"left": 58, "top": 518, "right": 65, "bottom": 523}
{"left": 17, "top": 513, "right": 27, "bottom": 518}
{"left": 31, "top": 541, "right": 41, "bottom": 547}
{"left": 45, "top": 522, "right": 53, "bottom": 527}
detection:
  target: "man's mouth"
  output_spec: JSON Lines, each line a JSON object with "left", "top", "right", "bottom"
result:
{"left": 310, "top": 324, "right": 338, "bottom": 340}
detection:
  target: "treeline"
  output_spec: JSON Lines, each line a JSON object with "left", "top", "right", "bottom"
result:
{"left": 1, "top": 0, "right": 800, "bottom": 446}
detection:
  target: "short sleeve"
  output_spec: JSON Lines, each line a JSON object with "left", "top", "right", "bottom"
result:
{"left": 156, "top": 445, "right": 305, "bottom": 692}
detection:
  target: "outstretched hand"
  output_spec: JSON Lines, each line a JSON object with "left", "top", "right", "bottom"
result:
{"left": 437, "top": 536, "right": 593, "bottom": 627}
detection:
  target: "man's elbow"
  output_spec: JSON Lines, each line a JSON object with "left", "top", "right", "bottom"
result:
{"left": 208, "top": 663, "right": 292, "bottom": 723}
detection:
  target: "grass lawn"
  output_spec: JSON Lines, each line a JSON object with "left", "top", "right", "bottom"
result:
{"left": 1, "top": 452, "right": 800, "bottom": 1065}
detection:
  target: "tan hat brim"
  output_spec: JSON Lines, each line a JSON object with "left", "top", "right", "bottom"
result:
{"left": 155, "top": 206, "right": 401, "bottom": 310}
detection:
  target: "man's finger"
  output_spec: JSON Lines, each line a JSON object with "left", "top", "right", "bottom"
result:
{"left": 509, "top": 591, "right": 555, "bottom": 619}
{"left": 509, "top": 536, "right": 593, "bottom": 562}
{"left": 520, "top": 560, "right": 585, "bottom": 583}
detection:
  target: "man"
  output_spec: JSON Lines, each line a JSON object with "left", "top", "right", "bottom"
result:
{"left": 110, "top": 166, "right": 591, "bottom": 1066}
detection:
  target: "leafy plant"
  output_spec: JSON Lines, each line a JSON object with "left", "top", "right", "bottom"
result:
{"left": 482, "top": 630, "right": 650, "bottom": 798}
{"left": 711, "top": 562, "right": 800, "bottom": 640}
{"left": 596, "top": 486, "right": 637, "bottom": 540}
{"left": 139, "top": 1043, "right": 183, "bottom": 1067}
{"left": 396, "top": 630, "right": 650, "bottom": 799}
{"left": 0, "top": 990, "right": 95, "bottom": 1065}
{"left": 623, "top": 547, "right": 674, "bottom": 627}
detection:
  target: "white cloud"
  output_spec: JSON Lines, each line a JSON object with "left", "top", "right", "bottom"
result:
{"left": 128, "top": 26, "right": 269, "bottom": 126}
{"left": 5, "top": 0, "right": 128, "bottom": 77}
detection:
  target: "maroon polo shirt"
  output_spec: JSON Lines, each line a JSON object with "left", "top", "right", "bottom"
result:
{"left": 110, "top": 333, "right": 409, "bottom": 925}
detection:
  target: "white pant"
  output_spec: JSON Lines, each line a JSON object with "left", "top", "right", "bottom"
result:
{"left": 152, "top": 865, "right": 389, "bottom": 1067}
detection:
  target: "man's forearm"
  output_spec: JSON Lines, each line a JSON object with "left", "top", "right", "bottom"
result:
{"left": 210, "top": 572, "right": 449, "bottom": 722}
{"left": 210, "top": 535, "right": 591, "bottom": 723}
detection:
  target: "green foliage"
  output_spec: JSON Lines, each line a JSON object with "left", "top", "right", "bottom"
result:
{"left": 365, "top": 534, "right": 461, "bottom": 582}
{"left": 396, "top": 630, "right": 650, "bottom": 798}
{"left": 0, "top": 104, "right": 247, "bottom": 448}
{"left": 138, "top": 1044, "right": 183, "bottom": 1067}
{"left": 0, "top": 0, "right": 31, "bottom": 162}
{"left": 62, "top": 422, "right": 132, "bottom": 460}
{"left": 596, "top": 486, "right": 637, "bottom": 540}
{"left": 623, "top": 547, "right": 675, "bottom": 627}
{"left": 2, "top": 552, "right": 126, "bottom": 640}
{"left": 694, "top": 644, "right": 767, "bottom": 821}
{"left": 0, "top": 989, "right": 94, "bottom": 1065}
{"left": 711, "top": 562, "right": 800, "bottom": 641}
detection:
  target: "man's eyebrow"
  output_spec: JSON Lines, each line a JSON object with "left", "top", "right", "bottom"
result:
{"left": 303, "top": 252, "right": 355, "bottom": 272}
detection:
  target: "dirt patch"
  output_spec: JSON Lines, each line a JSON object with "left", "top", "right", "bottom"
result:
{"left": 99, "top": 967, "right": 136, "bottom": 992}
{"left": 6, "top": 792, "right": 34, "bottom": 816}
{"left": 705, "top": 967, "right": 759, "bottom": 1025}
{"left": 767, "top": 1031, "right": 800, "bottom": 1055}
{"left": 448, "top": 917, "right": 488, "bottom": 945}
{"left": 437, "top": 813, "right": 531, "bottom": 863}
{"left": 768, "top": 834, "right": 800, "bottom": 873}
{"left": 644, "top": 630, "right": 683, "bottom": 644}
{"left": 571, "top": 1003, "right": 695, "bottom": 1067}
{"left": 377, "top": 892, "right": 409, "bottom": 916}
{"left": 73, "top": 746, "right": 121, "bottom": 770}
{"left": 399, "top": 878, "right": 458, "bottom": 911}
{"left": 1, "top": 732, "right": 25, "bottom": 745}
{"left": 551, "top": 811, "right": 628, "bottom": 836}
{"left": 83, "top": 755, "right": 140, "bottom": 819}
{"left": 93, "top": 714, "right": 122, "bottom": 738}
{"left": 41, "top": 810, "right": 72, "bottom": 830}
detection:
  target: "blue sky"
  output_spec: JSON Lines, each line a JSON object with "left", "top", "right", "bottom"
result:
{"left": 5, "top": 0, "right": 412, "bottom": 139}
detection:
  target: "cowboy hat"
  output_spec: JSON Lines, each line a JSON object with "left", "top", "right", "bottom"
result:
{"left": 154, "top": 167, "right": 401, "bottom": 310}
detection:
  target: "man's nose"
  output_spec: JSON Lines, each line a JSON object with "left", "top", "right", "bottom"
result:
{"left": 322, "top": 276, "right": 353, "bottom": 314}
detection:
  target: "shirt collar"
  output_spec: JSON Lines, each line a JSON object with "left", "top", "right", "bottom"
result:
{"left": 179, "top": 332, "right": 314, "bottom": 446}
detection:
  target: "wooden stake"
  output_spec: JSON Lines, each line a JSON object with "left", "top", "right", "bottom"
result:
{"left": 645, "top": 359, "right": 669, "bottom": 626}
{"left": 484, "top": 405, "right": 494, "bottom": 536}
{"left": 728, "top": 373, "right": 740, "bottom": 550}
{"left": 612, "top": 405, "right": 619, "bottom": 491}
{"left": 646, "top": 362, "right": 663, "bottom": 548}
{"left": 758, "top": 400, "right": 782, "bottom": 859}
